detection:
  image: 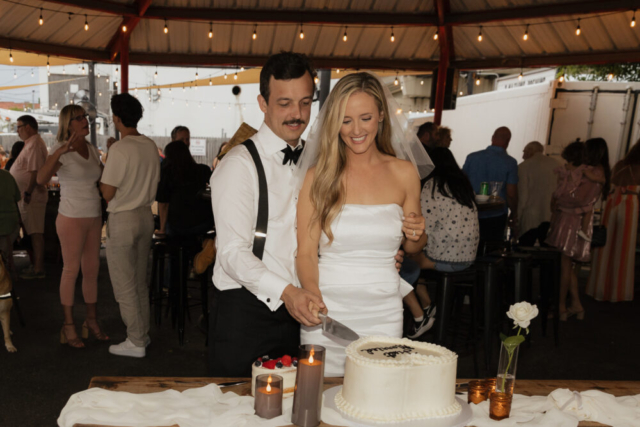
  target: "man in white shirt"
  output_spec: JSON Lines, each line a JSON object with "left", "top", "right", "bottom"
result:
{"left": 517, "top": 141, "right": 561, "bottom": 246}
{"left": 209, "top": 52, "right": 326, "bottom": 376}
{"left": 100, "top": 94, "right": 161, "bottom": 358}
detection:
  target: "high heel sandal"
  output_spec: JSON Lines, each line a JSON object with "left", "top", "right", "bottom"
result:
{"left": 559, "top": 308, "right": 585, "bottom": 321}
{"left": 82, "top": 320, "right": 110, "bottom": 341}
{"left": 60, "top": 323, "right": 85, "bottom": 348}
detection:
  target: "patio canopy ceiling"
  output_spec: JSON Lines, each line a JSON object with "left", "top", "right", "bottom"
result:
{"left": 0, "top": 0, "right": 639, "bottom": 72}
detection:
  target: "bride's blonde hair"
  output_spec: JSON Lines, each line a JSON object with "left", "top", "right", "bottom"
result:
{"left": 310, "top": 72, "right": 395, "bottom": 243}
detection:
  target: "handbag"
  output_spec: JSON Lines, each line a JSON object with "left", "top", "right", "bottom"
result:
{"left": 591, "top": 225, "right": 607, "bottom": 248}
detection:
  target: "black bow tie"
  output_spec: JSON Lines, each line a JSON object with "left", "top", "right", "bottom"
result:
{"left": 282, "top": 145, "right": 303, "bottom": 166}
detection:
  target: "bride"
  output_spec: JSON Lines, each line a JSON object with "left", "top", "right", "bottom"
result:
{"left": 296, "top": 72, "right": 433, "bottom": 376}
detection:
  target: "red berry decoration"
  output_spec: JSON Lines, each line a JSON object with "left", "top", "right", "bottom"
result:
{"left": 262, "top": 360, "right": 277, "bottom": 369}
{"left": 281, "top": 355, "right": 292, "bottom": 367}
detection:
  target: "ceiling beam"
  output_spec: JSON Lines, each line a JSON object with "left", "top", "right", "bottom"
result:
{"left": 454, "top": 49, "right": 640, "bottom": 69}
{"left": 107, "top": 0, "right": 153, "bottom": 61}
{"left": 42, "top": 0, "right": 135, "bottom": 16}
{"left": 0, "top": 36, "right": 110, "bottom": 63}
{"left": 127, "top": 52, "right": 439, "bottom": 71}
{"left": 445, "top": 0, "right": 639, "bottom": 25}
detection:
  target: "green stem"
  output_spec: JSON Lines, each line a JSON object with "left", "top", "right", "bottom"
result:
{"left": 501, "top": 327, "right": 521, "bottom": 392}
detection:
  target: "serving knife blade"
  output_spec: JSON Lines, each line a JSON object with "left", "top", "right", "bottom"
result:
{"left": 318, "top": 313, "right": 360, "bottom": 342}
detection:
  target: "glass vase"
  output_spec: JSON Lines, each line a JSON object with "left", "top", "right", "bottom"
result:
{"left": 496, "top": 342, "right": 519, "bottom": 395}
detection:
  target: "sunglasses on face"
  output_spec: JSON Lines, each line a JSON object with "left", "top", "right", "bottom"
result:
{"left": 69, "top": 113, "right": 89, "bottom": 123}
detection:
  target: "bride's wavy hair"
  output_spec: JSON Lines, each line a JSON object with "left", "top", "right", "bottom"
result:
{"left": 310, "top": 72, "right": 395, "bottom": 243}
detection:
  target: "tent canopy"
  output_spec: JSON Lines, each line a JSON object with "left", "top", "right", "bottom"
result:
{"left": 0, "top": 0, "right": 638, "bottom": 71}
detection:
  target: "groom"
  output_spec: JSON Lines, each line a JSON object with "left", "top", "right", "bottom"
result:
{"left": 209, "top": 52, "right": 325, "bottom": 376}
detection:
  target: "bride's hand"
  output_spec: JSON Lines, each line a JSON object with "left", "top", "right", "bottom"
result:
{"left": 402, "top": 212, "right": 425, "bottom": 242}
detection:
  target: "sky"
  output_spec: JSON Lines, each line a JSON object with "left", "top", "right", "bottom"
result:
{"left": 0, "top": 64, "right": 41, "bottom": 104}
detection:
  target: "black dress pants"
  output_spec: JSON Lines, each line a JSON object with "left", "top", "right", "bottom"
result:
{"left": 208, "top": 287, "right": 300, "bottom": 377}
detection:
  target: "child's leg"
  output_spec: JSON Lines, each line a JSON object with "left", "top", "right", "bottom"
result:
{"left": 403, "top": 291, "right": 424, "bottom": 320}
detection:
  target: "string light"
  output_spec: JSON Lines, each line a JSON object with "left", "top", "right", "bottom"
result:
{"left": 252, "top": 24, "right": 257, "bottom": 40}
{"left": 459, "top": 91, "right": 464, "bottom": 95}
{"left": 575, "top": 19, "right": 581, "bottom": 35}
{"left": 82, "top": 65, "right": 86, "bottom": 75}
{"left": 105, "top": 77, "right": 108, "bottom": 82}
{"left": 63, "top": 66, "right": 66, "bottom": 74}
{"left": 13, "top": 70, "right": 16, "bottom": 79}
{"left": 234, "top": 72, "right": 238, "bottom": 80}
{"left": 343, "top": 26, "right": 348, "bottom": 42}
{"left": 209, "top": 22, "right": 213, "bottom": 38}
{"left": 390, "top": 26, "right": 395, "bottom": 42}
{"left": 154, "top": 66, "right": 158, "bottom": 79}
{"left": 477, "top": 26, "right": 483, "bottom": 42}
{"left": 195, "top": 68, "right": 198, "bottom": 78}
{"left": 632, "top": 10, "right": 636, "bottom": 27}
{"left": 518, "top": 69, "right": 523, "bottom": 80}
{"left": 164, "top": 19, "right": 168, "bottom": 34}
{"left": 523, "top": 24, "right": 529, "bottom": 41}
{"left": 475, "top": 78, "right": 481, "bottom": 85}
{"left": 420, "top": 80, "right": 424, "bottom": 85}
{"left": 336, "top": 69, "right": 340, "bottom": 74}
{"left": 209, "top": 78, "right": 212, "bottom": 86}
{"left": 169, "top": 86, "right": 172, "bottom": 93}
{"left": 135, "top": 87, "right": 138, "bottom": 94}
{"left": 559, "top": 74, "right": 565, "bottom": 82}
{"left": 97, "top": 72, "right": 100, "bottom": 78}
{"left": 314, "top": 76, "right": 319, "bottom": 84}
{"left": 31, "top": 69, "right": 34, "bottom": 77}
{"left": 9, "top": 50, "right": 13, "bottom": 63}
{"left": 608, "top": 73, "right": 614, "bottom": 81}
{"left": 115, "top": 67, "right": 119, "bottom": 76}
{"left": 394, "top": 73, "right": 399, "bottom": 86}
{"left": 122, "top": 18, "right": 127, "bottom": 33}
{"left": 241, "top": 66, "right": 245, "bottom": 71}
{"left": 84, "top": 15, "right": 89, "bottom": 31}
{"left": 433, "top": 29, "right": 438, "bottom": 40}
{"left": 299, "top": 23, "right": 304, "bottom": 39}
{"left": 224, "top": 73, "right": 227, "bottom": 79}
{"left": 39, "top": 8, "right": 44, "bottom": 25}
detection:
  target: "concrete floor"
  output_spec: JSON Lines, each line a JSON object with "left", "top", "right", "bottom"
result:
{"left": 2, "top": 250, "right": 639, "bottom": 427}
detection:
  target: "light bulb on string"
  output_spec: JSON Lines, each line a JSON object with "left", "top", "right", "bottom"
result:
{"left": 209, "top": 78, "right": 212, "bottom": 86}
{"left": 209, "top": 22, "right": 213, "bottom": 38}
{"left": 240, "top": 66, "right": 245, "bottom": 71}
{"left": 390, "top": 27, "right": 395, "bottom": 42}
{"left": 559, "top": 74, "right": 565, "bottom": 82}
{"left": 13, "top": 70, "right": 16, "bottom": 79}
{"left": 477, "top": 26, "right": 483, "bottom": 42}
{"left": 459, "top": 91, "right": 464, "bottom": 95}
{"left": 252, "top": 25, "right": 257, "bottom": 40}
{"left": 47, "top": 56, "right": 50, "bottom": 71}
{"left": 97, "top": 72, "right": 100, "bottom": 78}
{"left": 632, "top": 10, "right": 637, "bottom": 27}
{"left": 31, "top": 69, "right": 34, "bottom": 77}
{"left": 314, "top": 76, "right": 319, "bottom": 84}
{"left": 343, "top": 26, "right": 348, "bottom": 42}
{"left": 105, "top": 77, "right": 108, "bottom": 82}
{"left": 433, "top": 29, "right": 438, "bottom": 40}
{"left": 608, "top": 73, "right": 614, "bottom": 81}
{"left": 224, "top": 73, "right": 227, "bottom": 80}
{"left": 9, "top": 50, "right": 13, "bottom": 63}
{"left": 84, "top": 15, "right": 89, "bottom": 31}
{"left": 394, "top": 73, "right": 399, "bottom": 86}
{"left": 299, "top": 24, "right": 304, "bottom": 40}
{"left": 164, "top": 19, "right": 168, "bottom": 34}
{"left": 336, "top": 69, "right": 340, "bottom": 74}
{"left": 154, "top": 67, "right": 158, "bottom": 79}
{"left": 115, "top": 67, "right": 119, "bottom": 76}
{"left": 39, "top": 8, "right": 44, "bottom": 25}
{"left": 523, "top": 24, "right": 529, "bottom": 41}
{"left": 195, "top": 68, "right": 199, "bottom": 79}
{"left": 420, "top": 80, "right": 424, "bottom": 85}
{"left": 82, "top": 65, "right": 85, "bottom": 75}
{"left": 122, "top": 17, "right": 127, "bottom": 33}
{"left": 518, "top": 69, "right": 523, "bottom": 80}
{"left": 169, "top": 86, "right": 172, "bottom": 93}
{"left": 135, "top": 87, "right": 138, "bottom": 94}
{"left": 63, "top": 66, "right": 66, "bottom": 74}
{"left": 576, "top": 19, "right": 581, "bottom": 36}
{"left": 234, "top": 72, "right": 238, "bottom": 80}
{"left": 475, "top": 78, "right": 481, "bottom": 85}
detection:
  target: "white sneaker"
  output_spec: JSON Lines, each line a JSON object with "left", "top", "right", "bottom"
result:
{"left": 109, "top": 338, "right": 146, "bottom": 358}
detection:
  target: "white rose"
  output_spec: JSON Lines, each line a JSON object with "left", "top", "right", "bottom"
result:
{"left": 506, "top": 302, "right": 539, "bottom": 329}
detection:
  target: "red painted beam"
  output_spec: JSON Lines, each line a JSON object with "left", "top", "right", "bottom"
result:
{"left": 120, "top": 35, "right": 129, "bottom": 93}
{"left": 433, "top": 0, "right": 452, "bottom": 126}
{"left": 107, "top": 0, "right": 153, "bottom": 61}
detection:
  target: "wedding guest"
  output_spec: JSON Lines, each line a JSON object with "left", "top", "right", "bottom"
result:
{"left": 10, "top": 115, "right": 48, "bottom": 279}
{"left": 545, "top": 142, "right": 604, "bottom": 321}
{"left": 435, "top": 126, "right": 452, "bottom": 148}
{"left": 212, "top": 142, "right": 229, "bottom": 169}
{"left": 155, "top": 140, "right": 213, "bottom": 238}
{"left": 171, "top": 125, "right": 190, "bottom": 147}
{"left": 100, "top": 94, "right": 160, "bottom": 357}
{"left": 4, "top": 141, "right": 24, "bottom": 171}
{"left": 517, "top": 141, "right": 561, "bottom": 246}
{"left": 0, "top": 169, "right": 21, "bottom": 267}
{"left": 462, "top": 126, "right": 518, "bottom": 243}
{"left": 417, "top": 122, "right": 439, "bottom": 150}
{"left": 587, "top": 138, "right": 640, "bottom": 302}
{"left": 37, "top": 105, "right": 108, "bottom": 348}
{"left": 296, "top": 72, "right": 429, "bottom": 376}
{"left": 0, "top": 146, "right": 8, "bottom": 169}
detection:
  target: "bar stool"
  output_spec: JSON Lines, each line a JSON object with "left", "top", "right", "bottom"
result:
{"left": 474, "top": 256, "right": 504, "bottom": 369}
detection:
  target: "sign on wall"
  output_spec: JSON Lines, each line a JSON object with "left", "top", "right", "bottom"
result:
{"left": 190, "top": 138, "right": 207, "bottom": 156}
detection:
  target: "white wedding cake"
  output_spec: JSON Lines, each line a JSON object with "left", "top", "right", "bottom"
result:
{"left": 335, "top": 336, "right": 461, "bottom": 423}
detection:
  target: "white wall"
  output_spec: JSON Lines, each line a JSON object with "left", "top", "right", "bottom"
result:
{"left": 441, "top": 82, "right": 554, "bottom": 166}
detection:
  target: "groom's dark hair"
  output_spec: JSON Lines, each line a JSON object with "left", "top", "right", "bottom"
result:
{"left": 260, "top": 52, "right": 317, "bottom": 104}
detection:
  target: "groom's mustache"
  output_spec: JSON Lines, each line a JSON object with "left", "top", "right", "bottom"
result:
{"left": 283, "top": 119, "right": 306, "bottom": 126}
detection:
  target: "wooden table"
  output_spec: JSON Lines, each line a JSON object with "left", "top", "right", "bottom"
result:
{"left": 476, "top": 197, "right": 505, "bottom": 212}
{"left": 76, "top": 377, "right": 640, "bottom": 427}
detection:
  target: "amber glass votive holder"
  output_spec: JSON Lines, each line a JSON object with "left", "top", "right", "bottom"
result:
{"left": 467, "top": 380, "right": 488, "bottom": 404}
{"left": 484, "top": 377, "right": 497, "bottom": 398}
{"left": 255, "top": 374, "right": 283, "bottom": 419}
{"left": 489, "top": 392, "right": 512, "bottom": 421}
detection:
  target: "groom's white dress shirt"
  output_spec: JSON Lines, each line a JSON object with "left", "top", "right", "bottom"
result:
{"left": 210, "top": 123, "right": 301, "bottom": 311}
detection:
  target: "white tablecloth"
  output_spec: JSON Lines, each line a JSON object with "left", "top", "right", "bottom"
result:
{"left": 58, "top": 385, "right": 640, "bottom": 427}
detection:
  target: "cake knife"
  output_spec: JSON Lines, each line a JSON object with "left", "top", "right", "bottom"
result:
{"left": 318, "top": 313, "right": 360, "bottom": 341}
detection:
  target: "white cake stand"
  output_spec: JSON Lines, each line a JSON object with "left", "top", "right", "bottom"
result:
{"left": 323, "top": 386, "right": 472, "bottom": 427}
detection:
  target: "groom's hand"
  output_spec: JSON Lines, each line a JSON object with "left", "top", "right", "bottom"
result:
{"left": 281, "top": 284, "right": 325, "bottom": 327}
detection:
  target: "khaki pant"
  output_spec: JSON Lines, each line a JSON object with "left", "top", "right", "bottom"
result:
{"left": 106, "top": 206, "right": 154, "bottom": 347}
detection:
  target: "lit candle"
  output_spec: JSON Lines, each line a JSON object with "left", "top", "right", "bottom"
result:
{"left": 467, "top": 380, "right": 488, "bottom": 404}
{"left": 489, "top": 392, "right": 512, "bottom": 421}
{"left": 484, "top": 377, "right": 497, "bottom": 398}
{"left": 255, "top": 374, "right": 283, "bottom": 419}
{"left": 291, "top": 345, "right": 325, "bottom": 427}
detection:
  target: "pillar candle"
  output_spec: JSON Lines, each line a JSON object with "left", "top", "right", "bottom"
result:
{"left": 291, "top": 345, "right": 325, "bottom": 427}
{"left": 255, "top": 374, "right": 283, "bottom": 419}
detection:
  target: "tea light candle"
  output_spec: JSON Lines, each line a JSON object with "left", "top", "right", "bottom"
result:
{"left": 255, "top": 374, "right": 283, "bottom": 419}
{"left": 467, "top": 380, "right": 488, "bottom": 404}
{"left": 489, "top": 392, "right": 512, "bottom": 421}
{"left": 484, "top": 377, "right": 497, "bottom": 398}
{"left": 291, "top": 345, "right": 325, "bottom": 427}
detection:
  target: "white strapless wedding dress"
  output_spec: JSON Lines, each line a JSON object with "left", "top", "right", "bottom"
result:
{"left": 300, "top": 204, "right": 413, "bottom": 377}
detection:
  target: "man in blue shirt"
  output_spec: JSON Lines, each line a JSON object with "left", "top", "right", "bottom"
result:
{"left": 462, "top": 126, "right": 519, "bottom": 243}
